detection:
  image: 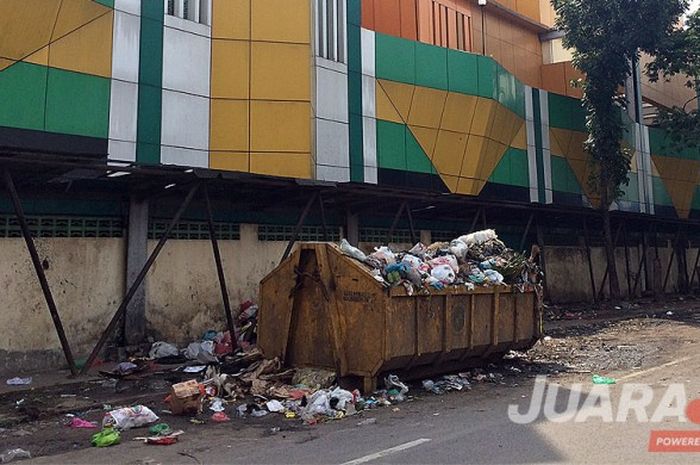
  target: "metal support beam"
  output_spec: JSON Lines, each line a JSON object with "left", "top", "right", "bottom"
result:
{"left": 536, "top": 217, "right": 549, "bottom": 302}
{"left": 281, "top": 192, "right": 318, "bottom": 263}
{"left": 80, "top": 182, "right": 200, "bottom": 375}
{"left": 3, "top": 170, "right": 78, "bottom": 376}
{"left": 406, "top": 204, "right": 417, "bottom": 245}
{"left": 597, "top": 222, "right": 623, "bottom": 301}
{"left": 519, "top": 213, "right": 534, "bottom": 253}
{"left": 387, "top": 201, "right": 406, "bottom": 245}
{"left": 663, "top": 227, "right": 683, "bottom": 293}
{"left": 690, "top": 245, "right": 700, "bottom": 290}
{"left": 632, "top": 229, "right": 649, "bottom": 297}
{"left": 318, "top": 193, "right": 329, "bottom": 242}
{"left": 623, "top": 224, "right": 632, "bottom": 299}
{"left": 204, "top": 185, "right": 237, "bottom": 351}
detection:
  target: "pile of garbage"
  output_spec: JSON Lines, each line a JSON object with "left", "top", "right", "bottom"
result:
{"left": 339, "top": 229, "right": 541, "bottom": 295}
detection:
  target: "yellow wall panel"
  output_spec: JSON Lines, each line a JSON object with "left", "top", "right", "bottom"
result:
{"left": 483, "top": 140, "right": 507, "bottom": 180}
{"left": 251, "top": 0, "right": 311, "bottom": 43}
{"left": 24, "top": 46, "right": 49, "bottom": 66}
{"left": 0, "top": 0, "right": 60, "bottom": 62}
{"left": 441, "top": 175, "right": 460, "bottom": 192}
{"left": 212, "top": 0, "right": 250, "bottom": 39}
{"left": 251, "top": 101, "right": 311, "bottom": 152}
{"left": 52, "top": 0, "right": 109, "bottom": 40}
{"left": 567, "top": 132, "right": 588, "bottom": 161}
{"left": 432, "top": 130, "right": 468, "bottom": 176}
{"left": 251, "top": 42, "right": 310, "bottom": 101}
{"left": 441, "top": 93, "right": 477, "bottom": 133}
{"left": 378, "top": 80, "right": 415, "bottom": 121}
{"left": 0, "top": 58, "right": 14, "bottom": 71}
{"left": 407, "top": 86, "right": 447, "bottom": 129}
{"left": 462, "top": 135, "right": 488, "bottom": 178}
{"left": 376, "top": 83, "right": 404, "bottom": 123}
{"left": 211, "top": 39, "right": 250, "bottom": 99}
{"left": 48, "top": 11, "right": 113, "bottom": 78}
{"left": 549, "top": 128, "right": 568, "bottom": 156}
{"left": 250, "top": 153, "right": 313, "bottom": 179}
{"left": 210, "top": 151, "right": 250, "bottom": 172}
{"left": 409, "top": 126, "right": 439, "bottom": 159}
{"left": 210, "top": 100, "right": 250, "bottom": 151}
{"left": 511, "top": 122, "right": 527, "bottom": 150}
{"left": 469, "top": 99, "right": 497, "bottom": 137}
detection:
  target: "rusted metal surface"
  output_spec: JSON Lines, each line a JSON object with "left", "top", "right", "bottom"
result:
{"left": 259, "top": 243, "right": 542, "bottom": 392}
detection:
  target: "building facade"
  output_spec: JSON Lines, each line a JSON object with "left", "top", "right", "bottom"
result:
{"left": 1, "top": 0, "right": 698, "bottom": 218}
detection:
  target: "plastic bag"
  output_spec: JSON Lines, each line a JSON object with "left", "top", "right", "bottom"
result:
{"left": 103, "top": 405, "right": 159, "bottom": 430}
{"left": 425, "top": 276, "right": 445, "bottom": 290}
{"left": 448, "top": 240, "right": 468, "bottom": 260}
{"left": 149, "top": 342, "right": 179, "bottom": 359}
{"left": 266, "top": 400, "right": 285, "bottom": 413}
{"left": 401, "top": 254, "right": 424, "bottom": 269}
{"left": 340, "top": 239, "right": 367, "bottom": 262}
{"left": 91, "top": 428, "right": 120, "bottom": 447}
{"left": 183, "top": 341, "right": 217, "bottom": 363}
{"left": 68, "top": 417, "right": 98, "bottom": 429}
{"left": 483, "top": 269, "right": 504, "bottom": 285}
{"left": 0, "top": 448, "right": 31, "bottom": 463}
{"left": 429, "top": 254, "right": 459, "bottom": 273}
{"left": 329, "top": 387, "right": 354, "bottom": 411}
{"left": 304, "top": 390, "right": 332, "bottom": 417}
{"left": 431, "top": 264, "right": 456, "bottom": 285}
{"left": 592, "top": 375, "right": 616, "bottom": 385}
{"left": 457, "top": 229, "right": 497, "bottom": 247}
{"left": 408, "top": 243, "right": 427, "bottom": 258}
{"left": 370, "top": 246, "right": 396, "bottom": 265}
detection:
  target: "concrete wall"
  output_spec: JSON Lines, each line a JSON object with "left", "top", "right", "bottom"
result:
{"left": 1, "top": 227, "right": 697, "bottom": 374}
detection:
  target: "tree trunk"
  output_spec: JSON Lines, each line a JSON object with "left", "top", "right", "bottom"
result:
{"left": 601, "top": 208, "right": 621, "bottom": 300}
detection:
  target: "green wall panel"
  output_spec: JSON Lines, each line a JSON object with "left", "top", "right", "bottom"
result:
{"left": 375, "top": 33, "right": 415, "bottom": 84}
{"left": 548, "top": 92, "right": 586, "bottom": 132}
{"left": 550, "top": 155, "right": 582, "bottom": 194}
{"left": 620, "top": 175, "right": 639, "bottom": 202}
{"left": 415, "top": 42, "right": 447, "bottom": 90}
{"left": 136, "top": 4, "right": 164, "bottom": 165}
{"left": 649, "top": 127, "right": 700, "bottom": 160}
{"left": 489, "top": 148, "right": 528, "bottom": 187}
{"left": 405, "top": 128, "right": 434, "bottom": 174}
{"left": 652, "top": 176, "right": 674, "bottom": 206}
{"left": 477, "top": 55, "right": 496, "bottom": 99}
{"left": 692, "top": 186, "right": 700, "bottom": 211}
{"left": 92, "top": 0, "right": 114, "bottom": 7}
{"left": 0, "top": 62, "right": 46, "bottom": 131}
{"left": 347, "top": 0, "right": 364, "bottom": 182}
{"left": 45, "top": 68, "right": 110, "bottom": 138}
{"left": 377, "top": 120, "right": 406, "bottom": 170}
{"left": 447, "top": 49, "right": 478, "bottom": 95}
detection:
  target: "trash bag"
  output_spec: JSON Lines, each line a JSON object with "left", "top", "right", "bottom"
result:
{"left": 408, "top": 243, "right": 427, "bottom": 258}
{"left": 401, "top": 254, "right": 424, "bottom": 269}
{"left": 428, "top": 254, "right": 459, "bottom": 273}
{"left": 384, "top": 374, "right": 409, "bottom": 395}
{"left": 425, "top": 276, "right": 445, "bottom": 290}
{"left": 329, "top": 387, "right": 354, "bottom": 411}
{"left": 0, "top": 448, "right": 31, "bottom": 463}
{"left": 483, "top": 269, "right": 504, "bottom": 285}
{"left": 303, "top": 390, "right": 332, "bottom": 417}
{"left": 431, "top": 264, "right": 456, "bottom": 285}
{"left": 91, "top": 428, "right": 121, "bottom": 447}
{"left": 103, "top": 405, "right": 159, "bottom": 430}
{"left": 340, "top": 239, "right": 367, "bottom": 262}
{"left": 457, "top": 229, "right": 497, "bottom": 247}
{"left": 183, "top": 341, "right": 217, "bottom": 363}
{"left": 149, "top": 342, "right": 179, "bottom": 359}
{"left": 448, "top": 240, "right": 469, "bottom": 260}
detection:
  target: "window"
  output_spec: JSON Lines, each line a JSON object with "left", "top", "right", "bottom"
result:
{"left": 316, "top": 0, "right": 346, "bottom": 62}
{"left": 429, "top": 1, "right": 471, "bottom": 52}
{"left": 166, "top": 0, "right": 210, "bottom": 26}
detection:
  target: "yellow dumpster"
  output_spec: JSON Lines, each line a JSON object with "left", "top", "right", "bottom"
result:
{"left": 259, "top": 243, "right": 542, "bottom": 392}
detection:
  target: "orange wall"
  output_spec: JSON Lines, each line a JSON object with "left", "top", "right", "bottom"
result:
{"left": 541, "top": 62, "right": 584, "bottom": 98}
{"left": 363, "top": 0, "right": 544, "bottom": 88}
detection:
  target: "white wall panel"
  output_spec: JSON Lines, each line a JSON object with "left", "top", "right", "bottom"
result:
{"left": 114, "top": 0, "right": 140, "bottom": 15}
{"left": 316, "top": 119, "right": 349, "bottom": 167}
{"left": 161, "top": 90, "right": 210, "bottom": 151}
{"left": 111, "top": 10, "right": 140, "bottom": 83}
{"left": 161, "top": 146, "right": 209, "bottom": 168}
{"left": 315, "top": 64, "right": 349, "bottom": 123}
{"left": 162, "top": 26, "right": 211, "bottom": 97}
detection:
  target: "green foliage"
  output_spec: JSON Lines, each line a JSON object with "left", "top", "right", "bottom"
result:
{"left": 552, "top": 0, "right": 689, "bottom": 206}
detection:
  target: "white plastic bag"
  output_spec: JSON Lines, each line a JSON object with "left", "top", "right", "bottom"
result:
{"left": 340, "top": 239, "right": 367, "bottom": 262}
{"left": 484, "top": 269, "right": 504, "bottom": 285}
{"left": 330, "top": 387, "right": 354, "bottom": 411}
{"left": 304, "top": 390, "right": 332, "bottom": 416}
{"left": 408, "top": 242, "right": 427, "bottom": 258}
{"left": 266, "top": 399, "right": 285, "bottom": 413}
{"left": 428, "top": 254, "right": 459, "bottom": 273}
{"left": 431, "top": 264, "right": 456, "bottom": 284}
{"left": 448, "top": 240, "right": 468, "bottom": 259}
{"left": 103, "top": 405, "right": 159, "bottom": 430}
{"left": 149, "top": 341, "right": 179, "bottom": 359}
{"left": 183, "top": 341, "right": 217, "bottom": 363}
{"left": 457, "top": 229, "right": 497, "bottom": 247}
{"left": 401, "top": 254, "right": 424, "bottom": 269}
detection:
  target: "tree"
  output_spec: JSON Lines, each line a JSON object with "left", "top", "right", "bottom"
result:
{"left": 647, "top": 10, "right": 700, "bottom": 149}
{"left": 552, "top": 0, "right": 690, "bottom": 300}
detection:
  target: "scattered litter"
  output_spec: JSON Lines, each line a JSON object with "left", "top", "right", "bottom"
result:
{"left": 592, "top": 375, "right": 617, "bottom": 385}
{"left": 269, "top": 427, "right": 281, "bottom": 434}
{"left": 543, "top": 336, "right": 552, "bottom": 342}
{"left": 5, "top": 377, "right": 32, "bottom": 386}
{"left": 265, "top": 399, "right": 285, "bottom": 413}
{"left": 148, "top": 423, "right": 173, "bottom": 437}
{"left": 211, "top": 412, "right": 230, "bottom": 422}
{"left": 67, "top": 417, "right": 98, "bottom": 429}
{"left": 183, "top": 365, "right": 207, "bottom": 373}
{"left": 134, "top": 430, "right": 184, "bottom": 445}
{"left": 189, "top": 418, "right": 206, "bottom": 425}
{"left": 91, "top": 428, "right": 121, "bottom": 447}
{"left": 0, "top": 448, "right": 31, "bottom": 463}
{"left": 292, "top": 367, "right": 336, "bottom": 389}
{"left": 184, "top": 341, "right": 218, "bottom": 364}
{"left": 209, "top": 398, "right": 226, "bottom": 413}
{"left": 168, "top": 380, "right": 202, "bottom": 416}
{"left": 149, "top": 341, "right": 179, "bottom": 359}
{"left": 103, "top": 405, "right": 159, "bottom": 430}
{"left": 666, "top": 311, "right": 674, "bottom": 316}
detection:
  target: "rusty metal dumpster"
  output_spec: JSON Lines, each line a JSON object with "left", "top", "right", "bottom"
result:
{"left": 258, "top": 243, "right": 542, "bottom": 392}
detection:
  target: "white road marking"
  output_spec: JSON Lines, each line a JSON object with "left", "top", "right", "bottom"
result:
{"left": 617, "top": 356, "right": 694, "bottom": 381}
{"left": 340, "top": 438, "right": 432, "bottom": 465}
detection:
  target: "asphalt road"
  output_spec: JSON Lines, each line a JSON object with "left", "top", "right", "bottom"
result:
{"left": 25, "top": 315, "right": 700, "bottom": 465}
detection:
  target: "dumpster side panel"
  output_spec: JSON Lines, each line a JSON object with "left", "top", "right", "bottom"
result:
{"left": 386, "top": 297, "right": 416, "bottom": 359}
{"left": 258, "top": 249, "right": 300, "bottom": 360}
{"left": 445, "top": 293, "right": 471, "bottom": 353}
{"left": 417, "top": 295, "right": 445, "bottom": 357}
{"left": 285, "top": 250, "right": 336, "bottom": 369}
{"left": 498, "top": 293, "right": 516, "bottom": 345}
{"left": 515, "top": 292, "right": 536, "bottom": 342}
{"left": 472, "top": 294, "right": 494, "bottom": 348}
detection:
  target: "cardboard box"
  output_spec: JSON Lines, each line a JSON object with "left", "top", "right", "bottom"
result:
{"left": 169, "top": 380, "right": 202, "bottom": 415}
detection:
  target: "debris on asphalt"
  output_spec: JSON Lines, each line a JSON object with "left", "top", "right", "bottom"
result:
{"left": 103, "top": 405, "right": 159, "bottom": 430}
{"left": 91, "top": 427, "right": 121, "bottom": 447}
{"left": 211, "top": 412, "right": 230, "bottom": 422}
{"left": 0, "top": 448, "right": 31, "bottom": 463}
{"left": 67, "top": 417, "right": 98, "bottom": 429}
{"left": 5, "top": 377, "right": 32, "bottom": 386}
{"left": 592, "top": 375, "right": 617, "bottom": 385}
{"left": 356, "top": 418, "right": 377, "bottom": 426}
{"left": 168, "top": 380, "right": 202, "bottom": 415}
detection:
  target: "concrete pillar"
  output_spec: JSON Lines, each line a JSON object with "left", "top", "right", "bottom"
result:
{"left": 346, "top": 211, "right": 359, "bottom": 246}
{"left": 124, "top": 196, "right": 149, "bottom": 346}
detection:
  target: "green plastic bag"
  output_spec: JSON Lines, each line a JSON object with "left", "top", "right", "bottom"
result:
{"left": 91, "top": 427, "right": 121, "bottom": 447}
{"left": 592, "top": 374, "right": 616, "bottom": 385}
{"left": 149, "top": 423, "right": 172, "bottom": 436}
